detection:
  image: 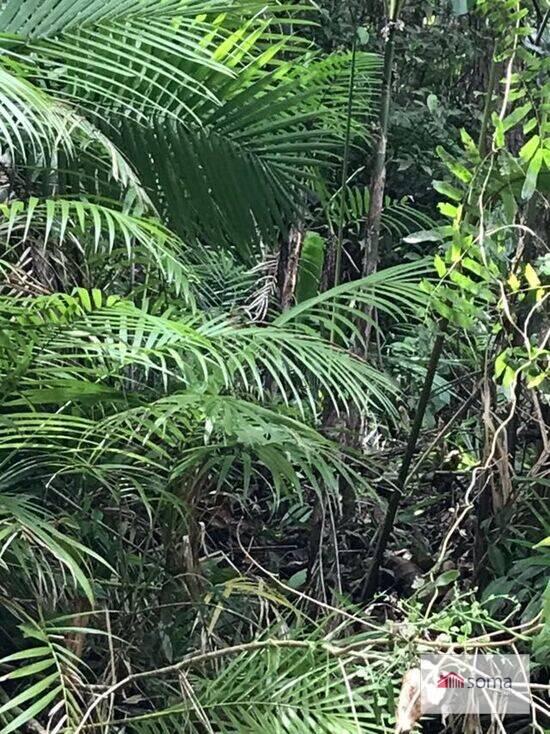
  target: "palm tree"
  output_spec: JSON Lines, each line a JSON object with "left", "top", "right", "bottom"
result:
{"left": 0, "top": 1, "right": 427, "bottom": 731}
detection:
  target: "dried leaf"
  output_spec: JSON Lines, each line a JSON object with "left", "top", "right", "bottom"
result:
{"left": 394, "top": 668, "right": 422, "bottom": 733}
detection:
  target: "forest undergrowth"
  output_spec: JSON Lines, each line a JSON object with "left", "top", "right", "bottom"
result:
{"left": 0, "top": 0, "right": 548, "bottom": 732}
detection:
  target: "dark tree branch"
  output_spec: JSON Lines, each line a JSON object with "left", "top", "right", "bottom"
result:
{"left": 362, "top": 324, "right": 447, "bottom": 599}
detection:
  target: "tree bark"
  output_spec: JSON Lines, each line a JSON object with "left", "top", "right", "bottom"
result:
{"left": 278, "top": 225, "right": 304, "bottom": 311}
{"left": 359, "top": 14, "right": 399, "bottom": 348}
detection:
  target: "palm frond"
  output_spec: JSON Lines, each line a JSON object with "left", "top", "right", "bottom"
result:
{"left": 1, "top": 3, "right": 381, "bottom": 257}
{"left": 113, "top": 51, "right": 380, "bottom": 259}
{"left": 0, "top": 58, "right": 145, "bottom": 200}
{"left": 0, "top": 284, "right": 405, "bottom": 508}
{"left": 97, "top": 392, "right": 376, "bottom": 504}
{"left": 0, "top": 0, "right": 184, "bottom": 37}
{"left": 0, "top": 617, "right": 91, "bottom": 734}
{"left": 324, "top": 183, "right": 436, "bottom": 240}
{"left": 274, "top": 260, "right": 430, "bottom": 339}
{"left": 0, "top": 493, "right": 110, "bottom": 602}
{"left": 0, "top": 1, "right": 283, "bottom": 120}
{"left": 1, "top": 288, "right": 401, "bottom": 416}
{"left": 110, "top": 629, "right": 392, "bottom": 734}
{"left": 0, "top": 61, "right": 73, "bottom": 160}
{"left": 0, "top": 198, "right": 194, "bottom": 297}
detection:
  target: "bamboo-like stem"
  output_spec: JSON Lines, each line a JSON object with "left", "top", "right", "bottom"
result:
{"left": 360, "top": 6, "right": 441, "bottom": 592}
{"left": 358, "top": 7, "right": 400, "bottom": 353}
{"left": 333, "top": 36, "right": 358, "bottom": 292}
{"left": 361, "top": 12, "right": 398, "bottom": 282}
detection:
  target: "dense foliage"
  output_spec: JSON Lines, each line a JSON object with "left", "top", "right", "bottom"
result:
{"left": 0, "top": 0, "right": 548, "bottom": 732}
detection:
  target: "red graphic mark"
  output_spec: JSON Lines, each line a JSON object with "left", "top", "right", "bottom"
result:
{"left": 438, "top": 672, "right": 465, "bottom": 689}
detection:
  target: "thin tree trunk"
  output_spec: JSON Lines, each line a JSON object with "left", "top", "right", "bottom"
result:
{"left": 332, "top": 37, "right": 357, "bottom": 293}
{"left": 362, "top": 326, "right": 446, "bottom": 599}
{"left": 362, "top": 28, "right": 395, "bottom": 277}
{"left": 279, "top": 224, "right": 304, "bottom": 311}
{"left": 359, "top": 11, "right": 400, "bottom": 346}
{"left": 335, "top": 10, "right": 403, "bottom": 528}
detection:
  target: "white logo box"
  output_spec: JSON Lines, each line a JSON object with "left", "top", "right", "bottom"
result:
{"left": 419, "top": 653, "right": 531, "bottom": 714}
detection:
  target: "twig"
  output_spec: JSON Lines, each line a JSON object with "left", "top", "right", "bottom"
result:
{"left": 535, "top": 7, "right": 550, "bottom": 45}
{"left": 75, "top": 636, "right": 390, "bottom": 732}
{"left": 236, "top": 524, "right": 384, "bottom": 633}
{"left": 407, "top": 383, "right": 481, "bottom": 481}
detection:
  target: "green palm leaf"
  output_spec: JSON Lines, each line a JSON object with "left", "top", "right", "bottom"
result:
{"left": 106, "top": 629, "right": 393, "bottom": 734}
{"left": 0, "top": 0, "right": 183, "bottom": 37}
{"left": 1, "top": 285, "right": 406, "bottom": 415}
{"left": 0, "top": 198, "right": 194, "bottom": 297}
{"left": 0, "top": 617, "right": 94, "bottom": 734}
{"left": 0, "top": 61, "right": 73, "bottom": 160}
{"left": 0, "top": 493, "right": 111, "bottom": 602}
{"left": 114, "top": 51, "right": 380, "bottom": 258}
{"left": 274, "top": 260, "right": 430, "bottom": 344}
{"left": 1, "top": 2, "right": 381, "bottom": 256}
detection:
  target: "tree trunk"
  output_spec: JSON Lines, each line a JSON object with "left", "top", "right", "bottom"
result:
{"left": 359, "top": 15, "right": 399, "bottom": 345}
{"left": 362, "top": 325, "right": 446, "bottom": 598}
{"left": 278, "top": 225, "right": 304, "bottom": 311}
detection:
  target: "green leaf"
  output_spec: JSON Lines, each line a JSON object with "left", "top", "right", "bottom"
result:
{"left": 494, "top": 350, "right": 509, "bottom": 379}
{"left": 435, "top": 569, "right": 459, "bottom": 586}
{"left": 437, "top": 146, "right": 472, "bottom": 182}
{"left": 493, "top": 114, "right": 505, "bottom": 149}
{"left": 356, "top": 27, "right": 369, "bottom": 45}
{"left": 433, "top": 180, "right": 463, "bottom": 201}
{"left": 0, "top": 672, "right": 59, "bottom": 716}
{"left": 403, "top": 228, "right": 448, "bottom": 244}
{"left": 0, "top": 658, "right": 55, "bottom": 680}
{"left": 460, "top": 127, "right": 478, "bottom": 156}
{"left": 500, "top": 188, "right": 518, "bottom": 221}
{"left": 287, "top": 569, "right": 307, "bottom": 589}
{"left": 524, "top": 263, "right": 541, "bottom": 289}
{"left": 427, "top": 94, "right": 438, "bottom": 114}
{"left": 438, "top": 202, "right": 458, "bottom": 219}
{"left": 0, "top": 685, "right": 62, "bottom": 734}
{"left": 522, "top": 149, "right": 543, "bottom": 200}
{"left": 502, "top": 103, "right": 531, "bottom": 132}
{"left": 434, "top": 254, "right": 446, "bottom": 278}
{"left": 527, "top": 373, "right": 546, "bottom": 389}
{"left": 295, "top": 232, "right": 326, "bottom": 303}
{"left": 502, "top": 365, "right": 517, "bottom": 389}
{"left": 0, "top": 647, "right": 50, "bottom": 664}
{"left": 519, "top": 135, "right": 540, "bottom": 161}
